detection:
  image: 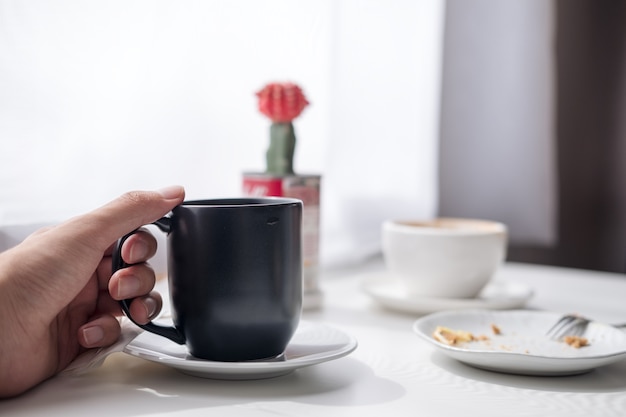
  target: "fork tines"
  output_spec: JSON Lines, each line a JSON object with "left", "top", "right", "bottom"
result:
{"left": 546, "top": 314, "right": 589, "bottom": 340}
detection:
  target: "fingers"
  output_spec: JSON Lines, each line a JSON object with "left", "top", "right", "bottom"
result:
{"left": 78, "top": 315, "right": 121, "bottom": 348}
{"left": 109, "top": 264, "right": 157, "bottom": 301}
{"left": 126, "top": 292, "right": 162, "bottom": 325}
{"left": 120, "top": 228, "right": 158, "bottom": 265}
{"left": 75, "top": 187, "right": 181, "bottom": 348}
{"left": 95, "top": 289, "right": 162, "bottom": 324}
{"left": 65, "top": 186, "right": 185, "bottom": 253}
{"left": 80, "top": 292, "right": 163, "bottom": 349}
{"left": 97, "top": 228, "right": 158, "bottom": 290}
{"left": 109, "top": 261, "right": 163, "bottom": 325}
{"left": 103, "top": 228, "right": 163, "bottom": 326}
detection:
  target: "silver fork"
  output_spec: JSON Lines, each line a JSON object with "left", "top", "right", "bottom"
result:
{"left": 547, "top": 314, "right": 626, "bottom": 340}
{"left": 546, "top": 314, "right": 590, "bottom": 340}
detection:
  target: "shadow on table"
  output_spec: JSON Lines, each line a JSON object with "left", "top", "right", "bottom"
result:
{"left": 1, "top": 355, "right": 405, "bottom": 416}
{"left": 431, "top": 351, "right": 626, "bottom": 393}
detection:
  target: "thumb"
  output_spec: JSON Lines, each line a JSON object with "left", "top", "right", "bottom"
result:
{"left": 2, "top": 186, "right": 185, "bottom": 326}
{"left": 67, "top": 186, "right": 185, "bottom": 251}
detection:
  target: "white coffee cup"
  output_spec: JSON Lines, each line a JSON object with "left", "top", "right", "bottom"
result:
{"left": 382, "top": 218, "right": 507, "bottom": 298}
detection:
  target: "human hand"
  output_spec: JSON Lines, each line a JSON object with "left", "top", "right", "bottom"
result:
{"left": 0, "top": 186, "right": 185, "bottom": 398}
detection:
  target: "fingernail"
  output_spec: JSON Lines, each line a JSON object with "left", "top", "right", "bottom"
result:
{"left": 144, "top": 297, "right": 158, "bottom": 320}
{"left": 117, "top": 276, "right": 141, "bottom": 299}
{"left": 157, "top": 185, "right": 184, "bottom": 200}
{"left": 129, "top": 240, "right": 148, "bottom": 263}
{"left": 82, "top": 326, "right": 104, "bottom": 346}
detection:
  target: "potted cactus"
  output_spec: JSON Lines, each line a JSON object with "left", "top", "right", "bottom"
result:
{"left": 256, "top": 82, "right": 309, "bottom": 175}
{"left": 243, "top": 82, "right": 322, "bottom": 309}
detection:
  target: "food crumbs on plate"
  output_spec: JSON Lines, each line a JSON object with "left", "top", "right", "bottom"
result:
{"left": 432, "top": 326, "right": 492, "bottom": 346}
{"left": 431, "top": 322, "right": 586, "bottom": 353}
{"left": 432, "top": 326, "right": 475, "bottom": 345}
{"left": 563, "top": 335, "right": 589, "bottom": 348}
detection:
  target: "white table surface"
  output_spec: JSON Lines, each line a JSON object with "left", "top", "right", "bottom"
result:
{"left": 2, "top": 258, "right": 626, "bottom": 417}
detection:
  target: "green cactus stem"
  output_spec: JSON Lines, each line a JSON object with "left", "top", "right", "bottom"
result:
{"left": 266, "top": 122, "right": 296, "bottom": 176}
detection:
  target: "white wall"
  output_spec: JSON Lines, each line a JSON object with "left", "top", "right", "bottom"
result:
{"left": 0, "top": 0, "right": 445, "bottom": 266}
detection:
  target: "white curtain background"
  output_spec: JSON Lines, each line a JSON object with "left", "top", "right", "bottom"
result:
{"left": 0, "top": 0, "right": 445, "bottom": 268}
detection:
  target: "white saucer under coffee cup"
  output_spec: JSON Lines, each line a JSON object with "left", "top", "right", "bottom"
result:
{"left": 382, "top": 218, "right": 507, "bottom": 298}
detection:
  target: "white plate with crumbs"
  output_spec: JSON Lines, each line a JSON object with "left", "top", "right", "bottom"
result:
{"left": 413, "top": 310, "right": 626, "bottom": 376}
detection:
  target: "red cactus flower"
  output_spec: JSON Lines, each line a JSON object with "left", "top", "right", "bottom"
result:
{"left": 256, "top": 82, "right": 309, "bottom": 123}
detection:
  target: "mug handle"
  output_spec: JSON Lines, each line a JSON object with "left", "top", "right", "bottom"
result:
{"left": 111, "top": 217, "right": 186, "bottom": 344}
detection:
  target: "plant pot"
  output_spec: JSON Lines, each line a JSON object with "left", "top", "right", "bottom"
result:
{"left": 243, "top": 172, "right": 322, "bottom": 310}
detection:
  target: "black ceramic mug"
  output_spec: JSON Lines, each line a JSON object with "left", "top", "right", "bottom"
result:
{"left": 112, "top": 197, "right": 303, "bottom": 362}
